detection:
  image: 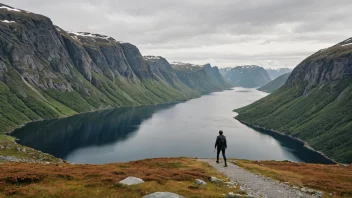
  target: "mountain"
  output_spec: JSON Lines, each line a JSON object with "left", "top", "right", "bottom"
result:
{"left": 172, "top": 62, "right": 232, "bottom": 94}
{"left": 235, "top": 38, "right": 352, "bottom": 163}
{"left": 258, "top": 72, "right": 291, "bottom": 93}
{"left": 220, "top": 66, "right": 271, "bottom": 88}
{"left": 266, "top": 68, "right": 292, "bottom": 79}
{"left": 0, "top": 3, "right": 225, "bottom": 133}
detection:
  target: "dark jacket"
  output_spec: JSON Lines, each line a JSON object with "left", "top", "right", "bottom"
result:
{"left": 215, "top": 135, "right": 227, "bottom": 149}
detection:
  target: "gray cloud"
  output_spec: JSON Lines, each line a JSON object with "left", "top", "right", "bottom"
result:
{"left": 3, "top": 0, "right": 352, "bottom": 68}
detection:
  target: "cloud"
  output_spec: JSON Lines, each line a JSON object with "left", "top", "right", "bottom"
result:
{"left": 3, "top": 0, "right": 352, "bottom": 68}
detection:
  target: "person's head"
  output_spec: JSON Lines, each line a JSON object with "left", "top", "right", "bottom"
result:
{"left": 219, "top": 130, "right": 223, "bottom": 135}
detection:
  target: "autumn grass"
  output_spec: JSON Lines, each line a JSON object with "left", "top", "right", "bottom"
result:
{"left": 0, "top": 158, "right": 242, "bottom": 198}
{"left": 234, "top": 159, "right": 352, "bottom": 197}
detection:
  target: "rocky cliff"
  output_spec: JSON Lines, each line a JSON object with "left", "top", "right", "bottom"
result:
{"left": 220, "top": 66, "right": 271, "bottom": 88}
{"left": 172, "top": 62, "right": 232, "bottom": 94}
{"left": 0, "top": 3, "right": 223, "bottom": 133}
{"left": 235, "top": 38, "right": 352, "bottom": 163}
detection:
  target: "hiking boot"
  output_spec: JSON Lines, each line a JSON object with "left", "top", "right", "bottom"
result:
{"left": 224, "top": 164, "right": 228, "bottom": 167}
{"left": 216, "top": 160, "right": 219, "bottom": 163}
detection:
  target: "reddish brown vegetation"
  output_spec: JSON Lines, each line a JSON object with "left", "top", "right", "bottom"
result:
{"left": 235, "top": 160, "right": 352, "bottom": 197}
{"left": 0, "top": 158, "right": 234, "bottom": 197}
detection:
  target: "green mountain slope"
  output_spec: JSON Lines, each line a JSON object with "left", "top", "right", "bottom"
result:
{"left": 258, "top": 72, "right": 291, "bottom": 93}
{"left": 0, "top": 3, "right": 225, "bottom": 133}
{"left": 172, "top": 63, "right": 232, "bottom": 94}
{"left": 235, "top": 38, "right": 352, "bottom": 163}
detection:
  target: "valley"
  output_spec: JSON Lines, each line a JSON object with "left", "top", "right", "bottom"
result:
{"left": 1, "top": 1, "right": 352, "bottom": 198}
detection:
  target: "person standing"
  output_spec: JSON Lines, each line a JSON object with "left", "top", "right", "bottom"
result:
{"left": 215, "top": 130, "right": 227, "bottom": 167}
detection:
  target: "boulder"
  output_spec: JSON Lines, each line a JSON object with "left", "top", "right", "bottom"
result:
{"left": 119, "top": 176, "right": 144, "bottom": 186}
{"left": 194, "top": 179, "right": 207, "bottom": 186}
{"left": 210, "top": 176, "right": 223, "bottom": 184}
{"left": 143, "top": 192, "right": 184, "bottom": 198}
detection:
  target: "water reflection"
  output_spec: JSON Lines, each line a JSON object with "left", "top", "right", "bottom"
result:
{"left": 13, "top": 104, "right": 175, "bottom": 159}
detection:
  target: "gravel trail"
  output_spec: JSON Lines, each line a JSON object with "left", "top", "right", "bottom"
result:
{"left": 200, "top": 159, "right": 318, "bottom": 198}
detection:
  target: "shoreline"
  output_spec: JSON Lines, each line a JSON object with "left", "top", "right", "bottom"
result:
{"left": 5, "top": 87, "right": 235, "bottom": 135}
{"left": 235, "top": 118, "right": 338, "bottom": 164}
{"left": 1, "top": 88, "right": 234, "bottom": 163}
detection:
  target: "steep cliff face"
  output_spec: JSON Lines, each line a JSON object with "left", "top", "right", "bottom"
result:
{"left": 258, "top": 72, "right": 291, "bottom": 93}
{"left": 220, "top": 66, "right": 271, "bottom": 88}
{"left": 236, "top": 38, "right": 352, "bottom": 163}
{"left": 172, "top": 62, "right": 232, "bottom": 94}
{"left": 143, "top": 56, "right": 200, "bottom": 97}
{"left": 0, "top": 4, "right": 213, "bottom": 133}
{"left": 266, "top": 68, "right": 292, "bottom": 80}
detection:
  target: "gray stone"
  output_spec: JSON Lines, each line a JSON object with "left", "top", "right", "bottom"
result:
{"left": 227, "top": 192, "right": 251, "bottom": 198}
{"left": 210, "top": 176, "right": 223, "bottom": 184}
{"left": 225, "top": 181, "right": 235, "bottom": 186}
{"left": 301, "top": 187, "right": 308, "bottom": 193}
{"left": 119, "top": 176, "right": 144, "bottom": 186}
{"left": 194, "top": 179, "right": 207, "bottom": 186}
{"left": 143, "top": 192, "right": 184, "bottom": 198}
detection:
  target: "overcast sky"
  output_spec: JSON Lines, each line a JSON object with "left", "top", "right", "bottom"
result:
{"left": 4, "top": 0, "right": 352, "bottom": 68}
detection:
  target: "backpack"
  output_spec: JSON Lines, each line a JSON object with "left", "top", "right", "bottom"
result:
{"left": 217, "top": 135, "right": 226, "bottom": 148}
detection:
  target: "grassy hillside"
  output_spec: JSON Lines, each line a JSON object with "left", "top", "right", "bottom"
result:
{"left": 258, "top": 72, "right": 291, "bottom": 93}
{"left": 235, "top": 37, "right": 352, "bottom": 163}
{"left": 0, "top": 158, "right": 245, "bottom": 198}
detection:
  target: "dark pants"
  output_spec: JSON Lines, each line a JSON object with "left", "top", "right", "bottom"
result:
{"left": 217, "top": 148, "right": 227, "bottom": 164}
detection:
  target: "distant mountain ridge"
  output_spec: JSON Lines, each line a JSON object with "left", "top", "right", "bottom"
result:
{"left": 235, "top": 37, "right": 352, "bottom": 163}
{"left": 0, "top": 3, "right": 229, "bottom": 133}
{"left": 258, "top": 72, "right": 291, "bottom": 93}
{"left": 266, "top": 68, "right": 292, "bottom": 79}
{"left": 220, "top": 65, "right": 271, "bottom": 88}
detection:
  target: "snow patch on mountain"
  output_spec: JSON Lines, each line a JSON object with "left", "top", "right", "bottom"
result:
{"left": 0, "top": 5, "right": 21, "bottom": 12}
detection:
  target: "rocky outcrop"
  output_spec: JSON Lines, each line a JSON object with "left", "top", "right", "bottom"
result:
{"left": 220, "top": 66, "right": 271, "bottom": 88}
{"left": 235, "top": 37, "right": 352, "bottom": 163}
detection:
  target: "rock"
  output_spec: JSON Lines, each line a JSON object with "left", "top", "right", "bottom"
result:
{"left": 296, "top": 192, "right": 304, "bottom": 197}
{"left": 119, "top": 176, "right": 144, "bottom": 186}
{"left": 143, "top": 192, "right": 184, "bottom": 198}
{"left": 194, "top": 179, "right": 207, "bottom": 186}
{"left": 227, "top": 192, "right": 249, "bottom": 198}
{"left": 210, "top": 176, "right": 223, "bottom": 184}
{"left": 22, "top": 148, "right": 27, "bottom": 153}
{"left": 225, "top": 181, "right": 235, "bottom": 186}
{"left": 0, "top": 145, "right": 4, "bottom": 149}
{"left": 301, "top": 187, "right": 308, "bottom": 193}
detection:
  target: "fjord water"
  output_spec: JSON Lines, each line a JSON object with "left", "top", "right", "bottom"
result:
{"left": 12, "top": 88, "right": 332, "bottom": 164}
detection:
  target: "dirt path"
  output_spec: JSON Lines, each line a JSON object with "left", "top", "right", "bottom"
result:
{"left": 200, "top": 159, "right": 316, "bottom": 198}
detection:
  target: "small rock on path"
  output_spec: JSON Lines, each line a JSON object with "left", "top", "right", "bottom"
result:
{"left": 200, "top": 159, "right": 316, "bottom": 198}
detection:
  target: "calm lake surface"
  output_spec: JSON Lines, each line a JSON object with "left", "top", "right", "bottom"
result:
{"left": 12, "top": 88, "right": 332, "bottom": 164}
